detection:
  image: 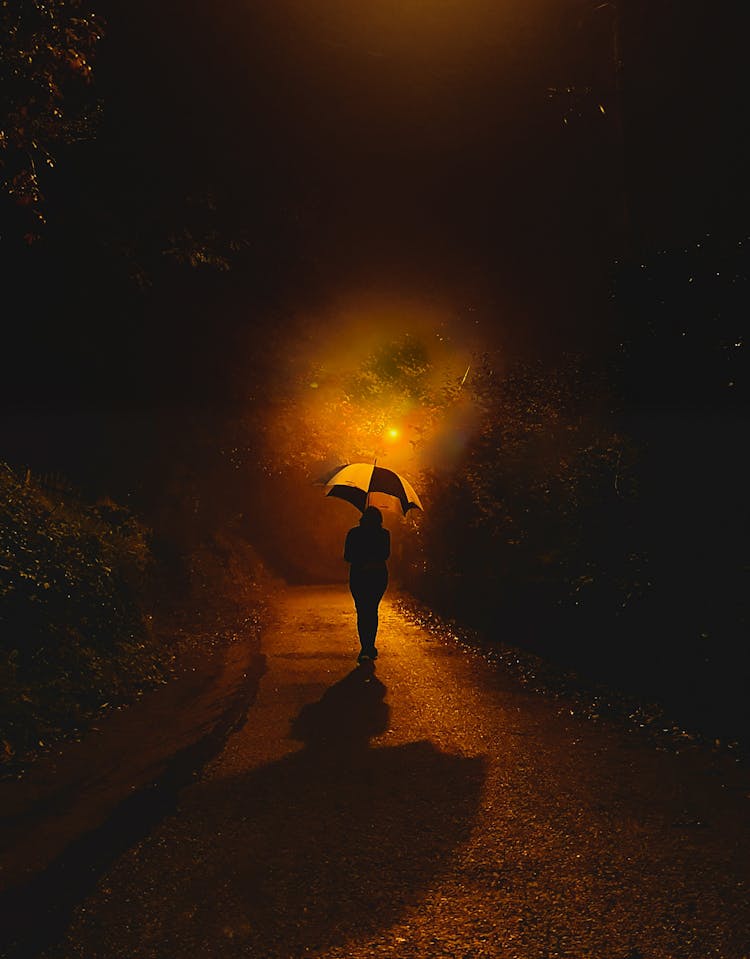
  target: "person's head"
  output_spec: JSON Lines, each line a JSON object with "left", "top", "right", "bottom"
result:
{"left": 360, "top": 506, "right": 383, "bottom": 527}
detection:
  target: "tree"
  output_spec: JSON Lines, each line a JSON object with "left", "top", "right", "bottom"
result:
{"left": 254, "top": 333, "right": 466, "bottom": 478}
{"left": 398, "top": 351, "right": 641, "bottom": 669}
{"left": 0, "top": 0, "right": 104, "bottom": 242}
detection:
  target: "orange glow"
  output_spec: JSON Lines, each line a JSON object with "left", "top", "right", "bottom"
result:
{"left": 254, "top": 294, "right": 482, "bottom": 481}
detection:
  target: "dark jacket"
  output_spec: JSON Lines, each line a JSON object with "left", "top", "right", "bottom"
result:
{"left": 344, "top": 525, "right": 390, "bottom": 570}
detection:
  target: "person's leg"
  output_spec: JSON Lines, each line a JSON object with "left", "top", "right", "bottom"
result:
{"left": 350, "top": 572, "right": 371, "bottom": 655}
{"left": 350, "top": 570, "right": 388, "bottom": 658}
{"left": 363, "top": 570, "right": 388, "bottom": 655}
{"left": 362, "top": 597, "right": 378, "bottom": 649}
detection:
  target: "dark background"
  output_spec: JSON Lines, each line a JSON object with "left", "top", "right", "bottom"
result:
{"left": 3, "top": 0, "right": 747, "bottom": 428}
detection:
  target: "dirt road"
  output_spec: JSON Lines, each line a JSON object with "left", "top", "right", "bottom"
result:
{"left": 31, "top": 586, "right": 750, "bottom": 957}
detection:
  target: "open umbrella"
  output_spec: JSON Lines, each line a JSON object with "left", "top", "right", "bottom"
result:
{"left": 316, "top": 462, "right": 423, "bottom": 516}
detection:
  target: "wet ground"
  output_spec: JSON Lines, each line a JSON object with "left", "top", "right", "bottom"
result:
{"left": 5, "top": 585, "right": 750, "bottom": 958}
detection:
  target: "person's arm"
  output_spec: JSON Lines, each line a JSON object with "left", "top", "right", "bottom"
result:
{"left": 344, "top": 529, "right": 354, "bottom": 564}
{"left": 382, "top": 529, "right": 391, "bottom": 562}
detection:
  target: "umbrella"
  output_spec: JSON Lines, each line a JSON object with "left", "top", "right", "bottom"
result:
{"left": 317, "top": 462, "right": 423, "bottom": 516}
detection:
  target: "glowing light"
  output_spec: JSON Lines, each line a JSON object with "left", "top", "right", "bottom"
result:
{"left": 387, "top": 428, "right": 400, "bottom": 440}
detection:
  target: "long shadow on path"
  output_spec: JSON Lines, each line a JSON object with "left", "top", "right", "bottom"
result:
{"left": 63, "top": 664, "right": 487, "bottom": 958}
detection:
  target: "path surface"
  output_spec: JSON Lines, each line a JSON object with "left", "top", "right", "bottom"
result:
{"left": 40, "top": 586, "right": 750, "bottom": 958}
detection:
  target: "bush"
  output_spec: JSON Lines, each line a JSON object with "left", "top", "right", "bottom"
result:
{"left": 395, "top": 346, "right": 750, "bottom": 742}
{"left": 398, "top": 354, "right": 640, "bottom": 661}
{"left": 0, "top": 463, "right": 164, "bottom": 769}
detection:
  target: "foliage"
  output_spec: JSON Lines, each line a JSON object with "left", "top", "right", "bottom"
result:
{"left": 0, "top": 0, "right": 104, "bottom": 241}
{"left": 0, "top": 463, "right": 162, "bottom": 769}
{"left": 394, "top": 242, "right": 750, "bottom": 741}
{"left": 117, "top": 190, "right": 253, "bottom": 291}
{"left": 254, "top": 333, "right": 465, "bottom": 480}
{"left": 345, "top": 338, "right": 433, "bottom": 407}
{"left": 396, "top": 352, "right": 643, "bottom": 675}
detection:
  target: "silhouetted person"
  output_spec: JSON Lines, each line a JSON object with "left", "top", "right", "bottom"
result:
{"left": 344, "top": 506, "right": 390, "bottom": 662}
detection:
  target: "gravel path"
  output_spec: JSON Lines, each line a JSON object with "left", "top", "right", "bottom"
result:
{"left": 43, "top": 585, "right": 750, "bottom": 958}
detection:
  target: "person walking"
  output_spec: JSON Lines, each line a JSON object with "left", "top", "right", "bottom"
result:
{"left": 344, "top": 506, "right": 390, "bottom": 663}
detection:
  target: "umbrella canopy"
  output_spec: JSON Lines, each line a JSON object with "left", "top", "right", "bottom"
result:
{"left": 317, "top": 463, "right": 423, "bottom": 516}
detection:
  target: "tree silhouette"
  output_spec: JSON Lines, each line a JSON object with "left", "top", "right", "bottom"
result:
{"left": 0, "top": 0, "right": 104, "bottom": 242}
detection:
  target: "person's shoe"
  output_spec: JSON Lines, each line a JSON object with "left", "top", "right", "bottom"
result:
{"left": 357, "top": 650, "right": 371, "bottom": 663}
{"left": 370, "top": 647, "right": 378, "bottom": 659}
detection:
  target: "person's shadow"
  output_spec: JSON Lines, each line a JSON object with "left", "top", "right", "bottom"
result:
{"left": 80, "top": 665, "right": 487, "bottom": 957}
